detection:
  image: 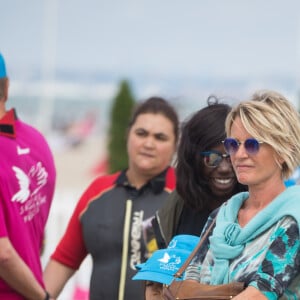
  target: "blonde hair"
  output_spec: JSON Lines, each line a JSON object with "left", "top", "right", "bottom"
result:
{"left": 225, "top": 90, "right": 300, "bottom": 179}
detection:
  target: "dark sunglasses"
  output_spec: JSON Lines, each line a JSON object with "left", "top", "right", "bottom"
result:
{"left": 200, "top": 150, "right": 231, "bottom": 168}
{"left": 222, "top": 138, "right": 264, "bottom": 155}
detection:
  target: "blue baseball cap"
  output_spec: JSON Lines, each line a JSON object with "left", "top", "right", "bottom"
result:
{"left": 0, "top": 53, "right": 7, "bottom": 78}
{"left": 132, "top": 234, "right": 199, "bottom": 285}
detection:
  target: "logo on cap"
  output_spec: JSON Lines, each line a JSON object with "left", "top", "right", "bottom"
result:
{"left": 132, "top": 234, "right": 199, "bottom": 285}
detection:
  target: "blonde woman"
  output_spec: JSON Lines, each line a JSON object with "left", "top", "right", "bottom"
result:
{"left": 185, "top": 91, "right": 300, "bottom": 299}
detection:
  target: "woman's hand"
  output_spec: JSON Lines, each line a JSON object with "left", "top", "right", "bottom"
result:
{"left": 145, "top": 281, "right": 163, "bottom": 300}
{"left": 233, "top": 286, "right": 268, "bottom": 300}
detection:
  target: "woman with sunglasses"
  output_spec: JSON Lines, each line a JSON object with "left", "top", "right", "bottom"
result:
{"left": 185, "top": 90, "right": 300, "bottom": 299}
{"left": 152, "top": 96, "right": 247, "bottom": 249}
{"left": 143, "top": 97, "right": 247, "bottom": 299}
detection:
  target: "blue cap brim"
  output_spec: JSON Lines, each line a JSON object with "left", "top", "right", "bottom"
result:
{"left": 132, "top": 235, "right": 200, "bottom": 284}
{"left": 132, "top": 269, "right": 177, "bottom": 285}
{"left": 132, "top": 248, "right": 190, "bottom": 284}
{"left": 132, "top": 271, "right": 174, "bottom": 284}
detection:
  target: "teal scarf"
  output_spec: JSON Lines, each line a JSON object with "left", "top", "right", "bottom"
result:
{"left": 210, "top": 185, "right": 300, "bottom": 284}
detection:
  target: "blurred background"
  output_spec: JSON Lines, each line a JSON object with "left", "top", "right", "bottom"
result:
{"left": 1, "top": 0, "right": 300, "bottom": 299}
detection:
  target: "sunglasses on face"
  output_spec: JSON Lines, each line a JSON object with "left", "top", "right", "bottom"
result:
{"left": 200, "top": 150, "right": 231, "bottom": 168}
{"left": 222, "top": 138, "right": 264, "bottom": 155}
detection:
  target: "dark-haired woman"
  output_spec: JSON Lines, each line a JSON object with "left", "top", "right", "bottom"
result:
{"left": 152, "top": 97, "right": 246, "bottom": 248}
{"left": 145, "top": 97, "right": 246, "bottom": 299}
{"left": 44, "top": 97, "right": 179, "bottom": 300}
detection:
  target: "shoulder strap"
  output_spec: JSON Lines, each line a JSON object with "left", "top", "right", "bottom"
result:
{"left": 173, "top": 217, "right": 217, "bottom": 279}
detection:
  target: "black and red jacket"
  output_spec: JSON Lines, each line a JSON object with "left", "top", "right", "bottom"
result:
{"left": 51, "top": 167, "right": 176, "bottom": 299}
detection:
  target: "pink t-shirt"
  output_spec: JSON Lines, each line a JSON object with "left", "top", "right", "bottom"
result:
{"left": 0, "top": 109, "right": 56, "bottom": 299}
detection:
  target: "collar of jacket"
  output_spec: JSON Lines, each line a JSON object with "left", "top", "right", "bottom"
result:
{"left": 116, "top": 168, "right": 169, "bottom": 194}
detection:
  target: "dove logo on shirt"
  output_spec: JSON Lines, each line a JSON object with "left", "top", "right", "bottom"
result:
{"left": 11, "top": 162, "right": 49, "bottom": 222}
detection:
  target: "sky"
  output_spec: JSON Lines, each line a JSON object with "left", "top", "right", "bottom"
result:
{"left": 1, "top": 0, "right": 299, "bottom": 76}
{"left": 1, "top": 0, "right": 300, "bottom": 117}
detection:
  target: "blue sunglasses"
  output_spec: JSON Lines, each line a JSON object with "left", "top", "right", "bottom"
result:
{"left": 200, "top": 150, "right": 230, "bottom": 168}
{"left": 223, "top": 138, "right": 264, "bottom": 155}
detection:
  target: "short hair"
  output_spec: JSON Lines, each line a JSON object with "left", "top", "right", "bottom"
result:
{"left": 128, "top": 96, "right": 179, "bottom": 144}
{"left": 225, "top": 90, "right": 300, "bottom": 179}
